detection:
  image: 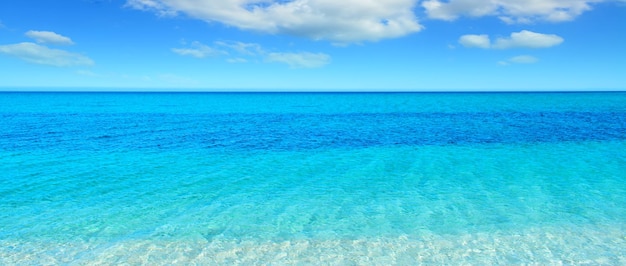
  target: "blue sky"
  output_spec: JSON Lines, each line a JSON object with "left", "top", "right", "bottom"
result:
{"left": 0, "top": 0, "right": 625, "bottom": 91}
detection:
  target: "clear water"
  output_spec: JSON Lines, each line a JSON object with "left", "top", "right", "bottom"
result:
{"left": 1, "top": 92, "right": 625, "bottom": 264}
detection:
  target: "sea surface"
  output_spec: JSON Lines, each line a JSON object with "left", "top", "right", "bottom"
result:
{"left": 1, "top": 92, "right": 625, "bottom": 265}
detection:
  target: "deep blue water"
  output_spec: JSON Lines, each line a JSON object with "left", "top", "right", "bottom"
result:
{"left": 2, "top": 92, "right": 625, "bottom": 152}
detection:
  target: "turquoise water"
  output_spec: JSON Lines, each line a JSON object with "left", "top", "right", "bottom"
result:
{"left": 1, "top": 92, "right": 625, "bottom": 264}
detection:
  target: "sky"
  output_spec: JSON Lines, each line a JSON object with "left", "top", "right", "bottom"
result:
{"left": 0, "top": 0, "right": 625, "bottom": 91}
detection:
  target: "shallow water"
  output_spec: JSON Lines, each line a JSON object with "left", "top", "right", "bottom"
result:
{"left": 1, "top": 92, "right": 625, "bottom": 264}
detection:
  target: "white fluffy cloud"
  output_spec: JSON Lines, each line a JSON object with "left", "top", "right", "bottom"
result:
{"left": 126, "top": 0, "right": 423, "bottom": 43}
{"left": 459, "top": 30, "right": 563, "bottom": 49}
{"left": 493, "top": 30, "right": 564, "bottom": 49}
{"left": 458, "top": 34, "right": 490, "bottom": 48}
{"left": 25, "top": 30, "right": 75, "bottom": 45}
{"left": 423, "top": 0, "right": 606, "bottom": 23}
{"left": 126, "top": 0, "right": 618, "bottom": 42}
{"left": 0, "top": 42, "right": 94, "bottom": 67}
{"left": 265, "top": 52, "right": 330, "bottom": 68}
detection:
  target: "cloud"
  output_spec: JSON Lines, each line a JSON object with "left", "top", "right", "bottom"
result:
{"left": 215, "top": 41, "right": 263, "bottom": 56}
{"left": 460, "top": 30, "right": 563, "bottom": 49}
{"left": 126, "top": 0, "right": 423, "bottom": 43}
{"left": 423, "top": 0, "right": 496, "bottom": 20}
{"left": 423, "top": 0, "right": 605, "bottom": 23}
{"left": 173, "top": 40, "right": 330, "bottom": 68}
{"left": 508, "top": 55, "right": 539, "bottom": 63}
{"left": 172, "top": 41, "right": 226, "bottom": 58}
{"left": 493, "top": 30, "right": 564, "bottom": 49}
{"left": 265, "top": 52, "right": 331, "bottom": 68}
{"left": 25, "top": 30, "right": 75, "bottom": 45}
{"left": 0, "top": 42, "right": 94, "bottom": 67}
{"left": 124, "top": 0, "right": 177, "bottom": 16}
{"left": 458, "top": 34, "right": 490, "bottom": 48}
{"left": 499, "top": 55, "right": 539, "bottom": 65}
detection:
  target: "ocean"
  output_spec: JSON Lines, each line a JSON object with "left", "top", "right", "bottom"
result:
{"left": 1, "top": 92, "right": 625, "bottom": 264}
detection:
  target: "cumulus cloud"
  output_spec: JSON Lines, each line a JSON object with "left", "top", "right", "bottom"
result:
{"left": 423, "top": 0, "right": 605, "bottom": 23}
{"left": 460, "top": 30, "right": 563, "bottom": 49}
{"left": 423, "top": 0, "right": 496, "bottom": 20}
{"left": 265, "top": 52, "right": 330, "bottom": 68}
{"left": 25, "top": 30, "right": 75, "bottom": 45}
{"left": 493, "top": 30, "right": 564, "bottom": 49}
{"left": 126, "top": 0, "right": 423, "bottom": 43}
{"left": 458, "top": 34, "right": 490, "bottom": 48}
{"left": 172, "top": 41, "right": 226, "bottom": 58}
{"left": 0, "top": 42, "right": 94, "bottom": 67}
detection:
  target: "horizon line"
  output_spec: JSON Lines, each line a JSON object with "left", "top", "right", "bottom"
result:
{"left": 1, "top": 87, "right": 625, "bottom": 93}
{"left": 0, "top": 89, "right": 624, "bottom": 93}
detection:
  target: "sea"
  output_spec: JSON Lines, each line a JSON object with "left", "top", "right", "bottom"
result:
{"left": 1, "top": 92, "right": 625, "bottom": 265}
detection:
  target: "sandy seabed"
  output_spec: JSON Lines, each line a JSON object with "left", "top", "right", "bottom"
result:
{"left": 2, "top": 224, "right": 625, "bottom": 265}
